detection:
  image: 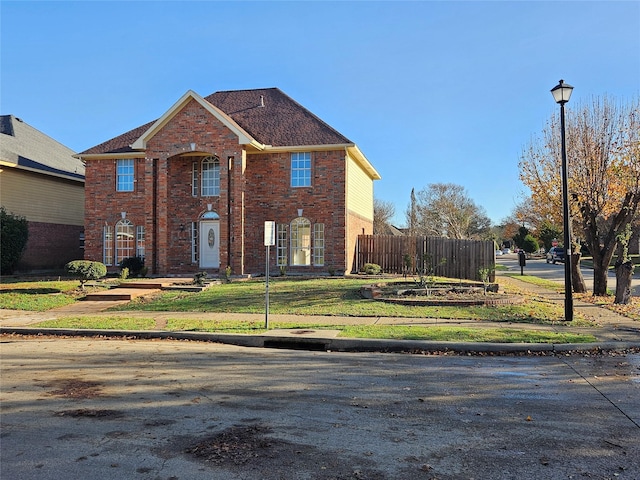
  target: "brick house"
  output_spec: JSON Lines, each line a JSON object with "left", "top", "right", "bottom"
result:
{"left": 77, "top": 88, "right": 380, "bottom": 276}
{"left": 0, "top": 115, "right": 85, "bottom": 272}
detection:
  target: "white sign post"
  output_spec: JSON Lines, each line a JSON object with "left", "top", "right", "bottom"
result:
{"left": 264, "top": 221, "right": 276, "bottom": 329}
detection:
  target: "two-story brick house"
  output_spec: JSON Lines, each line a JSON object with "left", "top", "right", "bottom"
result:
{"left": 77, "top": 88, "right": 380, "bottom": 276}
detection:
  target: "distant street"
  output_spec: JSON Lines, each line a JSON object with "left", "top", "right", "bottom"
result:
{"left": 497, "top": 254, "right": 640, "bottom": 295}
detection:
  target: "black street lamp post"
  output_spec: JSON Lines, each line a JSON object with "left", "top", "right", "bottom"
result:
{"left": 551, "top": 79, "right": 574, "bottom": 322}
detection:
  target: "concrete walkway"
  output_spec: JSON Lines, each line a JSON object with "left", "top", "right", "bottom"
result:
{"left": 1, "top": 275, "right": 638, "bottom": 352}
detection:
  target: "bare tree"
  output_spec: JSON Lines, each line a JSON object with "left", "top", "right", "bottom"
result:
{"left": 520, "top": 95, "right": 640, "bottom": 296}
{"left": 373, "top": 198, "right": 396, "bottom": 234}
{"left": 411, "top": 183, "right": 491, "bottom": 239}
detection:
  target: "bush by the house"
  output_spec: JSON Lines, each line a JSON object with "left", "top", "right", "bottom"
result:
{"left": 1, "top": 207, "right": 29, "bottom": 274}
{"left": 120, "top": 256, "right": 145, "bottom": 277}
{"left": 66, "top": 260, "right": 107, "bottom": 289}
{"left": 361, "top": 263, "right": 382, "bottom": 275}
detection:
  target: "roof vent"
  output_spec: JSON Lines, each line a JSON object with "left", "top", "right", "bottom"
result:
{"left": 260, "top": 95, "right": 265, "bottom": 108}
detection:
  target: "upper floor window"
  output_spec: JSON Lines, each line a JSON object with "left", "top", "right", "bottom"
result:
{"left": 116, "top": 159, "right": 134, "bottom": 192}
{"left": 201, "top": 156, "right": 220, "bottom": 196}
{"left": 291, "top": 152, "right": 311, "bottom": 187}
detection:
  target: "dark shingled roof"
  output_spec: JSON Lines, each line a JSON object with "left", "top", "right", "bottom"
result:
{"left": 80, "top": 88, "right": 352, "bottom": 155}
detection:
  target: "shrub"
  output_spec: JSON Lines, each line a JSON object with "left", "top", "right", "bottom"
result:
{"left": 1, "top": 207, "right": 29, "bottom": 274}
{"left": 65, "top": 260, "right": 107, "bottom": 289}
{"left": 522, "top": 234, "right": 539, "bottom": 254}
{"left": 120, "top": 256, "right": 145, "bottom": 277}
{"left": 194, "top": 271, "right": 208, "bottom": 286}
{"left": 362, "top": 263, "right": 381, "bottom": 275}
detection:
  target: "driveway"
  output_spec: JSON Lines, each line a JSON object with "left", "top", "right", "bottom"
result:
{"left": 497, "top": 254, "right": 640, "bottom": 295}
{"left": 1, "top": 335, "right": 639, "bottom": 480}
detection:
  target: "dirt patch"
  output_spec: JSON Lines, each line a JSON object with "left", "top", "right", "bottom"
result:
{"left": 46, "top": 379, "right": 103, "bottom": 399}
{"left": 184, "top": 423, "right": 391, "bottom": 479}
{"left": 54, "top": 409, "right": 122, "bottom": 418}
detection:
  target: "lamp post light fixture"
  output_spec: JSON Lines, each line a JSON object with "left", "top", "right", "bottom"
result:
{"left": 551, "top": 79, "right": 574, "bottom": 322}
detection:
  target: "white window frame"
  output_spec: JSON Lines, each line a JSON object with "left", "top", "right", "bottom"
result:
{"left": 192, "top": 162, "right": 199, "bottom": 197}
{"left": 116, "top": 159, "right": 134, "bottom": 192}
{"left": 191, "top": 222, "right": 198, "bottom": 263}
{"left": 136, "top": 225, "right": 145, "bottom": 260}
{"left": 291, "top": 152, "right": 311, "bottom": 187}
{"left": 201, "top": 156, "right": 220, "bottom": 196}
{"left": 313, "top": 223, "right": 325, "bottom": 266}
{"left": 115, "top": 219, "right": 135, "bottom": 265}
{"left": 290, "top": 217, "right": 311, "bottom": 266}
{"left": 103, "top": 225, "right": 113, "bottom": 266}
{"left": 277, "top": 224, "right": 288, "bottom": 266}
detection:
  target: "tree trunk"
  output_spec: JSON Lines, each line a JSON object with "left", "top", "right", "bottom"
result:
{"left": 614, "top": 260, "right": 634, "bottom": 304}
{"left": 571, "top": 252, "right": 587, "bottom": 293}
{"left": 592, "top": 261, "right": 610, "bottom": 296}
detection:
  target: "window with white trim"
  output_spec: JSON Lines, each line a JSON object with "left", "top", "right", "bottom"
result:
{"left": 192, "top": 162, "right": 199, "bottom": 196}
{"left": 201, "top": 156, "right": 220, "bottom": 196}
{"left": 116, "top": 159, "right": 134, "bottom": 192}
{"left": 313, "top": 223, "right": 325, "bottom": 266}
{"left": 277, "top": 224, "right": 288, "bottom": 266}
{"left": 103, "top": 225, "right": 113, "bottom": 266}
{"left": 290, "top": 217, "right": 311, "bottom": 266}
{"left": 191, "top": 222, "right": 198, "bottom": 263}
{"left": 136, "top": 225, "right": 145, "bottom": 259}
{"left": 291, "top": 152, "right": 311, "bottom": 187}
{"left": 115, "top": 219, "right": 134, "bottom": 265}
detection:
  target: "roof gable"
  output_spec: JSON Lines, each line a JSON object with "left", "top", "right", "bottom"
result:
{"left": 130, "top": 90, "right": 257, "bottom": 150}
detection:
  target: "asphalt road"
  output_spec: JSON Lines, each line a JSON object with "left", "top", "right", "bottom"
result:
{"left": 1, "top": 335, "right": 639, "bottom": 480}
{"left": 497, "top": 254, "right": 640, "bottom": 295}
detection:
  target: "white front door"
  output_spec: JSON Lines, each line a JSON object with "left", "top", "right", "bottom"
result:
{"left": 199, "top": 220, "right": 220, "bottom": 268}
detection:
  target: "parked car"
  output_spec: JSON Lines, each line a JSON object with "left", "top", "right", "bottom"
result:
{"left": 502, "top": 248, "right": 511, "bottom": 254}
{"left": 495, "top": 250, "right": 503, "bottom": 256}
{"left": 546, "top": 247, "right": 565, "bottom": 264}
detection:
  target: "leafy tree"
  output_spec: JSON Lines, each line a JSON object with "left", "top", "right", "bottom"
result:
{"left": 373, "top": 198, "right": 396, "bottom": 234}
{"left": 537, "top": 220, "right": 562, "bottom": 252}
{"left": 409, "top": 183, "right": 491, "bottom": 239}
{"left": 521, "top": 234, "right": 539, "bottom": 254}
{"left": 519, "top": 95, "right": 640, "bottom": 296}
{"left": 512, "top": 226, "right": 530, "bottom": 250}
{"left": 66, "top": 260, "right": 107, "bottom": 289}
{"left": 1, "top": 207, "right": 29, "bottom": 274}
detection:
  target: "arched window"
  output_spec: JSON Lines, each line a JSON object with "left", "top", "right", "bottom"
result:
{"left": 115, "top": 219, "right": 134, "bottom": 265}
{"left": 290, "top": 217, "right": 311, "bottom": 266}
{"left": 201, "top": 156, "right": 220, "bottom": 196}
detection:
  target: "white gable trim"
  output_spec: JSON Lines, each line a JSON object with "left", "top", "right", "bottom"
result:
{"left": 130, "top": 90, "right": 263, "bottom": 150}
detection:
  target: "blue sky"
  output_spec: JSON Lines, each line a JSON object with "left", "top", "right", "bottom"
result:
{"left": 2, "top": 1, "right": 639, "bottom": 226}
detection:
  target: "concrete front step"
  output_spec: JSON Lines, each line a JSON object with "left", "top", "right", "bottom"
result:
{"left": 85, "top": 288, "right": 160, "bottom": 301}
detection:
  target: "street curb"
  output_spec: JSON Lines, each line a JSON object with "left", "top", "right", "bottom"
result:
{"left": 2, "top": 327, "right": 639, "bottom": 354}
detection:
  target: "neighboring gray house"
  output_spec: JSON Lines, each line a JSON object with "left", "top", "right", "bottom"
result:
{"left": 0, "top": 115, "right": 85, "bottom": 272}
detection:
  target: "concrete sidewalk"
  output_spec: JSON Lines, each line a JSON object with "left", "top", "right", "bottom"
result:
{"left": 1, "top": 275, "right": 638, "bottom": 352}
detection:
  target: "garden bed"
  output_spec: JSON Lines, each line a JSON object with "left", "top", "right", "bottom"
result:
{"left": 360, "top": 281, "right": 524, "bottom": 307}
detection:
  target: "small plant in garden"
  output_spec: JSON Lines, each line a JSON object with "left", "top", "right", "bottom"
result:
{"left": 120, "top": 267, "right": 129, "bottom": 281}
{"left": 65, "top": 260, "right": 107, "bottom": 289}
{"left": 362, "top": 263, "right": 381, "bottom": 275}
{"left": 328, "top": 267, "right": 336, "bottom": 276}
{"left": 478, "top": 265, "right": 495, "bottom": 295}
{"left": 416, "top": 253, "right": 446, "bottom": 295}
{"left": 402, "top": 254, "right": 412, "bottom": 278}
{"left": 279, "top": 265, "right": 287, "bottom": 277}
{"left": 224, "top": 265, "right": 232, "bottom": 283}
{"left": 194, "top": 271, "right": 208, "bottom": 286}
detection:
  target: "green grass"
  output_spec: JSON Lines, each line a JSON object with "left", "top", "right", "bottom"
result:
{"left": 0, "top": 279, "right": 89, "bottom": 311}
{"left": 503, "top": 274, "right": 565, "bottom": 292}
{"left": 33, "top": 317, "right": 596, "bottom": 344}
{"left": 114, "top": 277, "right": 574, "bottom": 324}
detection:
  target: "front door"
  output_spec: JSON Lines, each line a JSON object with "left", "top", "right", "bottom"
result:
{"left": 199, "top": 220, "right": 220, "bottom": 268}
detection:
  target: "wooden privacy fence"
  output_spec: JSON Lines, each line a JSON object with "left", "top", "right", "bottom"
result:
{"left": 355, "top": 235, "right": 495, "bottom": 282}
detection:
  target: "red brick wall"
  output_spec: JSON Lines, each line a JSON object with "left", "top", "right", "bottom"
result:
{"left": 84, "top": 98, "right": 363, "bottom": 276}
{"left": 244, "top": 150, "right": 347, "bottom": 274}
{"left": 17, "top": 221, "right": 83, "bottom": 271}
{"left": 346, "top": 210, "right": 373, "bottom": 273}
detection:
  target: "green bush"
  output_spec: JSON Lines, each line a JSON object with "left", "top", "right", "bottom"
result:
{"left": 522, "top": 234, "right": 539, "bottom": 254}
{"left": 120, "top": 256, "right": 145, "bottom": 277}
{"left": 362, "top": 263, "right": 382, "bottom": 275}
{"left": 65, "top": 260, "right": 107, "bottom": 289}
{"left": 1, "top": 207, "right": 29, "bottom": 274}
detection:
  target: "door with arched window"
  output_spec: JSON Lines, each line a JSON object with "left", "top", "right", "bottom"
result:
{"left": 199, "top": 211, "right": 220, "bottom": 268}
